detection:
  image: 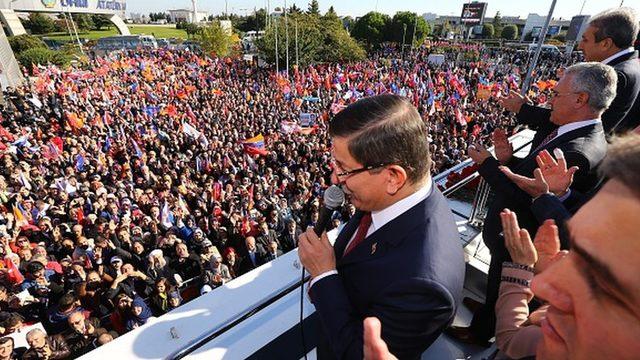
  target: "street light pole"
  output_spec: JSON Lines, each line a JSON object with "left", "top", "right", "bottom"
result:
{"left": 275, "top": 17, "right": 279, "bottom": 74}
{"left": 284, "top": 0, "right": 290, "bottom": 78}
{"left": 521, "top": 0, "right": 558, "bottom": 96}
{"left": 295, "top": 20, "right": 299, "bottom": 69}
{"left": 401, "top": 23, "right": 407, "bottom": 60}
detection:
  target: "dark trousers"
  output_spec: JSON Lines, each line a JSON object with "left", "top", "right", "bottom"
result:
{"left": 469, "top": 241, "right": 510, "bottom": 342}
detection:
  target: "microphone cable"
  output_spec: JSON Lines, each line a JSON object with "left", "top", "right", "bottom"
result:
{"left": 300, "top": 266, "right": 309, "bottom": 360}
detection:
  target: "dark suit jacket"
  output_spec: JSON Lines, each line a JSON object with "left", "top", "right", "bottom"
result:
{"left": 279, "top": 228, "right": 302, "bottom": 253}
{"left": 518, "top": 51, "right": 640, "bottom": 135}
{"left": 480, "top": 118, "right": 607, "bottom": 252}
{"left": 310, "top": 184, "right": 464, "bottom": 360}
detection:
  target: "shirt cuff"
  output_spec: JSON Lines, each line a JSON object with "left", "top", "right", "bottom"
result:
{"left": 309, "top": 270, "right": 338, "bottom": 289}
{"left": 557, "top": 189, "right": 572, "bottom": 202}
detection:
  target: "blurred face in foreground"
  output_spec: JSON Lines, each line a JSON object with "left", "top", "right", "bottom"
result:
{"left": 532, "top": 180, "right": 640, "bottom": 359}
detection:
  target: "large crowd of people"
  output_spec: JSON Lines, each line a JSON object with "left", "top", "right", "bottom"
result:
{"left": 0, "top": 22, "right": 577, "bottom": 358}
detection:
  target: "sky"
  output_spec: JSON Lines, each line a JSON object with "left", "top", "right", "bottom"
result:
{"left": 127, "top": 0, "right": 638, "bottom": 20}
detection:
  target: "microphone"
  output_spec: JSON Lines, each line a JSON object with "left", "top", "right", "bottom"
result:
{"left": 313, "top": 185, "right": 345, "bottom": 236}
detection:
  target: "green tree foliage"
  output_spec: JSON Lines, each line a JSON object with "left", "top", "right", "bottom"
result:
{"left": 196, "top": 21, "right": 233, "bottom": 56}
{"left": 482, "top": 24, "right": 495, "bottom": 38}
{"left": 289, "top": 4, "right": 302, "bottom": 14}
{"left": 492, "top": 11, "right": 503, "bottom": 37}
{"left": 24, "top": 13, "right": 56, "bottom": 34}
{"left": 351, "top": 11, "right": 390, "bottom": 49}
{"left": 233, "top": 9, "right": 267, "bottom": 33}
{"left": 72, "top": 14, "right": 94, "bottom": 32}
{"left": 385, "top": 12, "right": 430, "bottom": 45}
{"left": 308, "top": 0, "right": 320, "bottom": 15}
{"left": 149, "top": 12, "right": 168, "bottom": 22}
{"left": 91, "top": 15, "right": 112, "bottom": 30}
{"left": 8, "top": 35, "right": 47, "bottom": 54}
{"left": 257, "top": 13, "right": 364, "bottom": 69}
{"left": 501, "top": 24, "right": 518, "bottom": 40}
{"left": 18, "top": 48, "right": 70, "bottom": 71}
{"left": 184, "top": 23, "right": 201, "bottom": 38}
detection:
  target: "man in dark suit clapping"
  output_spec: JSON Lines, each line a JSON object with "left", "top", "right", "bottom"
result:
{"left": 450, "top": 62, "right": 616, "bottom": 345}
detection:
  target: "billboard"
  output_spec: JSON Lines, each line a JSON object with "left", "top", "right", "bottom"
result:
{"left": 460, "top": 2, "right": 487, "bottom": 24}
{"left": 547, "top": 25, "right": 561, "bottom": 36}
{"left": 566, "top": 15, "right": 591, "bottom": 42}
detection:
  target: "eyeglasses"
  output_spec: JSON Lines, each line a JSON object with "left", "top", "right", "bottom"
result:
{"left": 333, "top": 162, "right": 392, "bottom": 181}
{"left": 550, "top": 89, "right": 580, "bottom": 99}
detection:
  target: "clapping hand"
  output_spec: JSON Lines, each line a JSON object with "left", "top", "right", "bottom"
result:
{"left": 493, "top": 129, "right": 513, "bottom": 164}
{"left": 535, "top": 149, "right": 578, "bottom": 197}
{"left": 500, "top": 149, "right": 578, "bottom": 198}
{"left": 533, "top": 219, "right": 564, "bottom": 273}
{"left": 501, "top": 209, "right": 537, "bottom": 268}
{"left": 498, "top": 90, "right": 528, "bottom": 114}
{"left": 468, "top": 142, "right": 493, "bottom": 165}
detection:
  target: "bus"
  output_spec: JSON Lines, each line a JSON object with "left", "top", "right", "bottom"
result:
{"left": 94, "top": 35, "right": 158, "bottom": 55}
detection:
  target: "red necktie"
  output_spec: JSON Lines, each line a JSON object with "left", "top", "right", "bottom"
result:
{"left": 533, "top": 128, "right": 559, "bottom": 153}
{"left": 343, "top": 212, "right": 372, "bottom": 256}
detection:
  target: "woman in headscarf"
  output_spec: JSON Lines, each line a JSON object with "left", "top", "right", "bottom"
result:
{"left": 167, "top": 290, "right": 182, "bottom": 311}
{"left": 124, "top": 296, "right": 153, "bottom": 331}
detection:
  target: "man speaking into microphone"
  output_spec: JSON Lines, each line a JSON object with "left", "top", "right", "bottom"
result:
{"left": 298, "top": 94, "right": 464, "bottom": 359}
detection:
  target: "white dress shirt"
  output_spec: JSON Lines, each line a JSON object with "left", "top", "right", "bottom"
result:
{"left": 310, "top": 181, "right": 433, "bottom": 288}
{"left": 602, "top": 47, "right": 635, "bottom": 65}
{"left": 548, "top": 118, "right": 601, "bottom": 143}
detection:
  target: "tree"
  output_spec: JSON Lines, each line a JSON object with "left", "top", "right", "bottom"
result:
{"left": 289, "top": 4, "right": 302, "bottom": 14}
{"left": 385, "top": 12, "right": 430, "bottom": 45}
{"left": 351, "top": 11, "right": 390, "bottom": 49}
{"left": 501, "top": 24, "right": 518, "bottom": 40}
{"left": 72, "top": 14, "right": 94, "bottom": 32}
{"left": 8, "top": 35, "right": 47, "bottom": 55}
{"left": 24, "top": 13, "right": 56, "bottom": 34}
{"left": 17, "top": 48, "right": 70, "bottom": 71}
{"left": 184, "top": 23, "right": 201, "bottom": 38}
{"left": 322, "top": 6, "right": 342, "bottom": 25}
{"left": 482, "top": 24, "right": 495, "bottom": 38}
{"left": 197, "top": 21, "right": 234, "bottom": 56}
{"left": 492, "top": 11, "right": 503, "bottom": 38}
{"left": 308, "top": 0, "right": 320, "bottom": 16}
{"left": 257, "top": 13, "right": 364, "bottom": 69}
{"left": 91, "top": 15, "right": 112, "bottom": 30}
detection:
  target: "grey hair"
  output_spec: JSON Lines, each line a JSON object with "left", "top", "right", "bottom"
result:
{"left": 565, "top": 62, "right": 618, "bottom": 113}
{"left": 589, "top": 7, "right": 639, "bottom": 48}
{"left": 26, "top": 328, "right": 45, "bottom": 340}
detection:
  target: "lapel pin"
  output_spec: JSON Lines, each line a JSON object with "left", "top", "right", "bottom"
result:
{"left": 371, "top": 243, "right": 377, "bottom": 255}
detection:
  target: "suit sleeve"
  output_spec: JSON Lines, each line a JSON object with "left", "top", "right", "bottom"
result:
{"left": 602, "top": 70, "right": 632, "bottom": 134}
{"left": 530, "top": 194, "right": 572, "bottom": 224}
{"left": 516, "top": 104, "right": 552, "bottom": 130}
{"left": 478, "top": 157, "right": 533, "bottom": 207}
{"left": 310, "top": 275, "right": 455, "bottom": 360}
